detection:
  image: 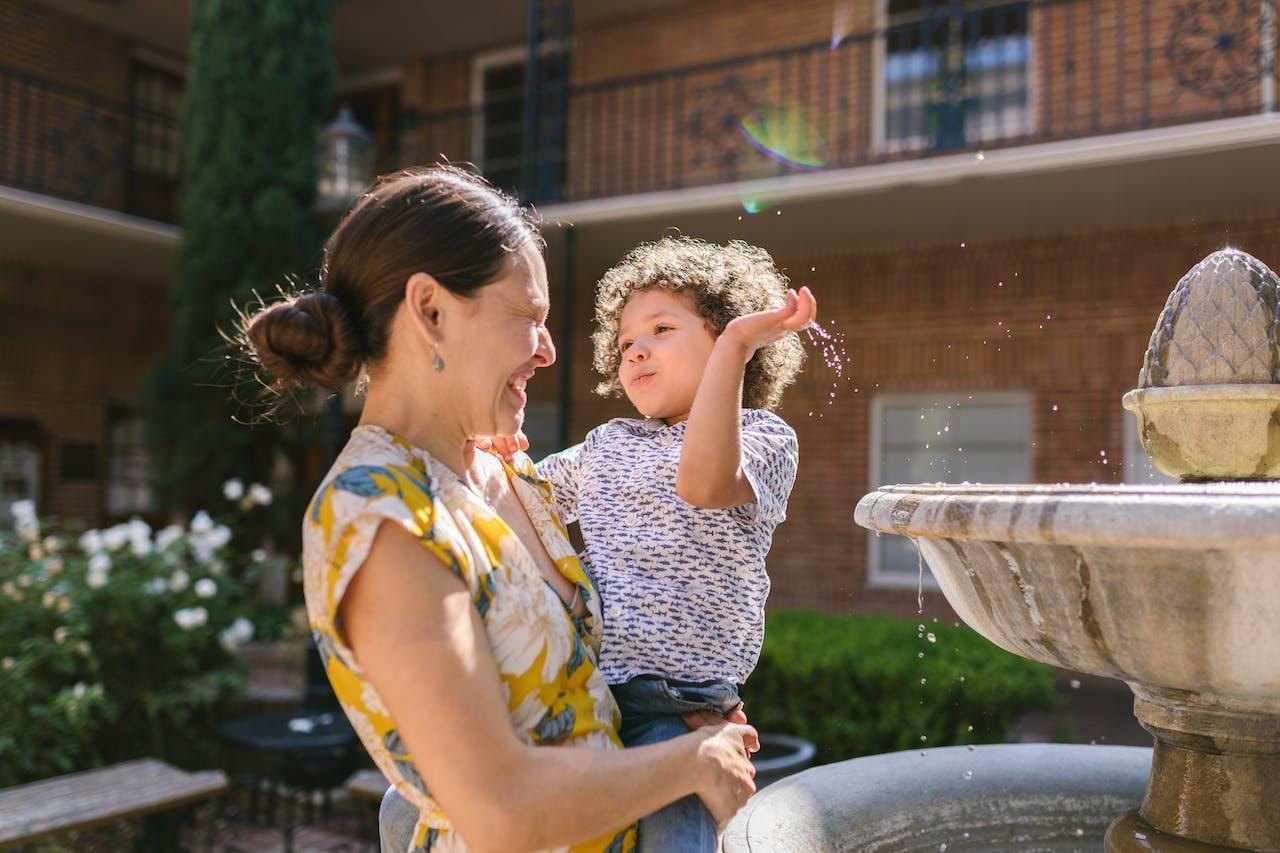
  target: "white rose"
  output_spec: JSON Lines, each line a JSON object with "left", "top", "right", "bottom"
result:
{"left": 43, "top": 535, "right": 61, "bottom": 553}
{"left": 169, "top": 570, "right": 190, "bottom": 592}
{"left": 128, "top": 518, "right": 152, "bottom": 540}
{"left": 53, "top": 627, "right": 69, "bottom": 644}
{"left": 44, "top": 557, "right": 63, "bottom": 575}
{"left": 130, "top": 536, "right": 153, "bottom": 557}
{"left": 89, "top": 553, "right": 112, "bottom": 574}
{"left": 11, "top": 500, "right": 38, "bottom": 543}
{"left": 42, "top": 591, "right": 58, "bottom": 608}
{"left": 208, "top": 525, "right": 232, "bottom": 550}
{"left": 79, "top": 530, "right": 104, "bottom": 554}
{"left": 174, "top": 607, "right": 208, "bottom": 630}
{"left": 10, "top": 499, "right": 35, "bottom": 525}
{"left": 207, "top": 560, "right": 225, "bottom": 577}
{"left": 190, "top": 511, "right": 214, "bottom": 535}
{"left": 86, "top": 568, "right": 108, "bottom": 589}
{"left": 194, "top": 578, "right": 217, "bottom": 599}
{"left": 144, "top": 578, "right": 168, "bottom": 595}
{"left": 72, "top": 682, "right": 87, "bottom": 699}
{"left": 251, "top": 548, "right": 267, "bottom": 563}
{"left": 102, "top": 525, "right": 129, "bottom": 552}
{"left": 191, "top": 540, "right": 215, "bottom": 565}
{"left": 218, "top": 617, "right": 255, "bottom": 651}
{"left": 247, "top": 484, "right": 273, "bottom": 507}
{"left": 155, "top": 525, "right": 183, "bottom": 551}
{"left": 222, "top": 479, "right": 245, "bottom": 501}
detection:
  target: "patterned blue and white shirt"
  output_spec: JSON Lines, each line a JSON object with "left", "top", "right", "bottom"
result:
{"left": 536, "top": 409, "right": 799, "bottom": 685}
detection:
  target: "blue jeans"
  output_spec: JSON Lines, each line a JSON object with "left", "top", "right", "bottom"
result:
{"left": 611, "top": 676, "right": 742, "bottom": 853}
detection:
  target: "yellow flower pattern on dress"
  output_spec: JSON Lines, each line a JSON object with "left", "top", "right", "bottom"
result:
{"left": 303, "top": 424, "right": 636, "bottom": 853}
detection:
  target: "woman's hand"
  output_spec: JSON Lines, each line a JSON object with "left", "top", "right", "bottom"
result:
{"left": 474, "top": 432, "right": 528, "bottom": 463}
{"left": 721, "top": 286, "right": 817, "bottom": 357}
{"left": 691, "top": 723, "right": 760, "bottom": 830}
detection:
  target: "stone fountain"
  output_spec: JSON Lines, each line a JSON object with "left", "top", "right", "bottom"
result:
{"left": 723, "top": 249, "right": 1280, "bottom": 852}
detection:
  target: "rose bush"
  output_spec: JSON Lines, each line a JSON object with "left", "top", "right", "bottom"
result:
{"left": 0, "top": 483, "right": 295, "bottom": 786}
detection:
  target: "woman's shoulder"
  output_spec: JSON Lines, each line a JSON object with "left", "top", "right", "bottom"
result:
{"left": 305, "top": 425, "right": 440, "bottom": 534}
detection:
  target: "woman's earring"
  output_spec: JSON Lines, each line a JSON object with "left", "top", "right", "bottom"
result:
{"left": 432, "top": 343, "right": 445, "bottom": 372}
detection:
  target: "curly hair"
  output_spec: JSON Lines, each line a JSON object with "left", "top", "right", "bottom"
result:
{"left": 591, "top": 237, "right": 805, "bottom": 411}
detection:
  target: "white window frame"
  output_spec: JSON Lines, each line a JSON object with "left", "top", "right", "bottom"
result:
{"left": 469, "top": 41, "right": 569, "bottom": 173}
{"left": 872, "top": 0, "right": 1038, "bottom": 155}
{"left": 866, "top": 390, "right": 1032, "bottom": 589}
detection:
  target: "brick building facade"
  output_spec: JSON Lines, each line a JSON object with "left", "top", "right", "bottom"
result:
{"left": 3, "top": 0, "right": 1279, "bottom": 617}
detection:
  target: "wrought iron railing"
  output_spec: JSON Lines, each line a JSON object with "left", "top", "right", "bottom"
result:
{"left": 3, "top": 0, "right": 1272, "bottom": 219}
{"left": 397, "top": 0, "right": 1278, "bottom": 206}
{"left": 0, "top": 65, "right": 180, "bottom": 222}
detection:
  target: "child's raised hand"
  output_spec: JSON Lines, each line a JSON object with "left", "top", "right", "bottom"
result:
{"left": 474, "top": 432, "right": 529, "bottom": 463}
{"left": 722, "top": 286, "right": 817, "bottom": 355}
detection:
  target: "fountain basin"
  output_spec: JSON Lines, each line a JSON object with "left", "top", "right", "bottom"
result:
{"left": 721, "top": 744, "right": 1152, "bottom": 852}
{"left": 855, "top": 483, "right": 1280, "bottom": 850}
{"left": 1123, "top": 385, "right": 1280, "bottom": 480}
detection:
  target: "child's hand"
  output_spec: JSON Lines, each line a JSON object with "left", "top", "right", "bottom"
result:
{"left": 722, "top": 286, "right": 817, "bottom": 356}
{"left": 474, "top": 432, "right": 528, "bottom": 463}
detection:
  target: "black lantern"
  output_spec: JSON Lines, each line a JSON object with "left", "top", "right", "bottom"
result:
{"left": 315, "top": 104, "right": 373, "bottom": 214}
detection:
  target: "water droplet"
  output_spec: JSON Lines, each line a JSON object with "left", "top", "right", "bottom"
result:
{"left": 1070, "top": 679, "right": 1082, "bottom": 689}
{"left": 1052, "top": 404, "right": 1059, "bottom": 412}
{"left": 1074, "top": 828, "right": 1085, "bottom": 837}
{"left": 927, "top": 633, "right": 936, "bottom": 643}
{"left": 976, "top": 151, "right": 985, "bottom": 161}
{"left": 939, "top": 844, "right": 948, "bottom": 852}
{"left": 967, "top": 725, "right": 974, "bottom": 732}
{"left": 959, "top": 676, "right": 966, "bottom": 682}
{"left": 966, "top": 744, "right": 975, "bottom": 752}
{"left": 920, "top": 678, "right": 927, "bottom": 685}
{"left": 917, "top": 651, "right": 925, "bottom": 658}
{"left": 962, "top": 770, "right": 973, "bottom": 780}
{"left": 920, "top": 735, "right": 928, "bottom": 742}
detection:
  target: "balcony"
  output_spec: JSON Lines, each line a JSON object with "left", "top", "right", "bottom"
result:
{"left": 6, "top": 0, "right": 1276, "bottom": 226}
{"left": 396, "top": 0, "right": 1280, "bottom": 208}
{"left": 0, "top": 64, "right": 180, "bottom": 224}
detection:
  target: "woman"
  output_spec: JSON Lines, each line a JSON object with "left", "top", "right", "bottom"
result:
{"left": 241, "top": 166, "right": 758, "bottom": 853}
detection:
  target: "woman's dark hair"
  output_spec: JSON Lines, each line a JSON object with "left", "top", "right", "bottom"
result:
{"left": 242, "top": 165, "right": 541, "bottom": 393}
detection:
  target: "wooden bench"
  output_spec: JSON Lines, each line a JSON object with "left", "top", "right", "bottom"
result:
{"left": 0, "top": 758, "right": 228, "bottom": 849}
{"left": 344, "top": 768, "right": 390, "bottom": 803}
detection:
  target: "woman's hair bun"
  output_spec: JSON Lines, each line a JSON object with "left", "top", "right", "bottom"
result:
{"left": 245, "top": 291, "right": 361, "bottom": 391}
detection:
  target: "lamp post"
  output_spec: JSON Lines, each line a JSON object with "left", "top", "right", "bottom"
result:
{"left": 315, "top": 105, "right": 373, "bottom": 464}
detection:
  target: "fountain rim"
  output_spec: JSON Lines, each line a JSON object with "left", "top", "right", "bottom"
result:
{"left": 855, "top": 483, "right": 1280, "bottom": 549}
{"left": 1123, "top": 383, "right": 1280, "bottom": 405}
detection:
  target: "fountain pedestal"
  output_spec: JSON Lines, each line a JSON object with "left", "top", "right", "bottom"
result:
{"left": 1116, "top": 687, "right": 1280, "bottom": 851}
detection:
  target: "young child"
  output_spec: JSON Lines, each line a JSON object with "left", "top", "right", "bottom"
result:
{"left": 513, "top": 237, "right": 815, "bottom": 851}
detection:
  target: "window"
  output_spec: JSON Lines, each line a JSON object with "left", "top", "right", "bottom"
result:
{"left": 0, "top": 422, "right": 43, "bottom": 531}
{"left": 868, "top": 392, "right": 1031, "bottom": 587}
{"left": 131, "top": 61, "right": 182, "bottom": 181}
{"left": 1123, "top": 412, "right": 1177, "bottom": 485}
{"left": 104, "top": 407, "right": 152, "bottom": 518}
{"left": 471, "top": 47, "right": 568, "bottom": 200}
{"left": 882, "top": 0, "right": 1031, "bottom": 153}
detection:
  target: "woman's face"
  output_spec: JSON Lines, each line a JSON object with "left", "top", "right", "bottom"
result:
{"left": 448, "top": 243, "right": 555, "bottom": 439}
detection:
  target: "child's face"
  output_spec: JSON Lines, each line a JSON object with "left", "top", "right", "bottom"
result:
{"left": 617, "top": 288, "right": 717, "bottom": 424}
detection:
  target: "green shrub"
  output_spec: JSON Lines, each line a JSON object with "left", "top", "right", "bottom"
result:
{"left": 0, "top": 488, "right": 296, "bottom": 786}
{"left": 741, "top": 610, "right": 1056, "bottom": 763}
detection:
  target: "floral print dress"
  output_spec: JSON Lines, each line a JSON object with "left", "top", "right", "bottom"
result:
{"left": 303, "top": 424, "right": 636, "bottom": 853}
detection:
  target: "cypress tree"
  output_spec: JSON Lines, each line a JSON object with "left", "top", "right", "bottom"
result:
{"left": 144, "top": 0, "right": 335, "bottom": 536}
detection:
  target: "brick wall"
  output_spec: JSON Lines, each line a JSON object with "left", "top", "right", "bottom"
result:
{"left": 560, "top": 209, "right": 1280, "bottom": 617}
{"left": 0, "top": 262, "right": 169, "bottom": 525}
{"left": 0, "top": 0, "right": 136, "bottom": 210}
{"left": 394, "top": 0, "right": 1275, "bottom": 203}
